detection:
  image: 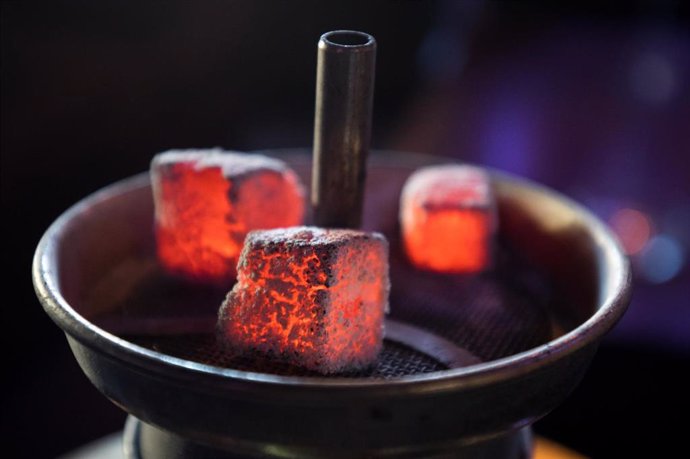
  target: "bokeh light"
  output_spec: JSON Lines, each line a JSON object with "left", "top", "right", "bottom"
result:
{"left": 629, "top": 52, "right": 677, "bottom": 105}
{"left": 608, "top": 208, "right": 653, "bottom": 255}
{"left": 637, "top": 234, "right": 685, "bottom": 284}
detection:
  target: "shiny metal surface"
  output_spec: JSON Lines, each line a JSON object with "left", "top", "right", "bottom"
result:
{"left": 312, "top": 31, "right": 376, "bottom": 228}
{"left": 33, "top": 151, "right": 630, "bottom": 457}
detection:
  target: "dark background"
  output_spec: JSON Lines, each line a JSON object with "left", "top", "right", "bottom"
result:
{"left": 2, "top": 1, "right": 689, "bottom": 458}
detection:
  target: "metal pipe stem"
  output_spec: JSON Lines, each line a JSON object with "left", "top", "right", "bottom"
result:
{"left": 312, "top": 30, "right": 376, "bottom": 228}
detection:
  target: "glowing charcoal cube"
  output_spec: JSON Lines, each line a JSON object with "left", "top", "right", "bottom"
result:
{"left": 218, "top": 227, "right": 389, "bottom": 374}
{"left": 151, "top": 149, "right": 305, "bottom": 284}
{"left": 400, "top": 164, "right": 495, "bottom": 273}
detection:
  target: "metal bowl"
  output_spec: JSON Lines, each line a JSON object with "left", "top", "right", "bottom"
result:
{"left": 33, "top": 151, "right": 630, "bottom": 458}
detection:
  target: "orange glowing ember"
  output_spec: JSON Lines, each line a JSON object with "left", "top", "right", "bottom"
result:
{"left": 218, "top": 227, "right": 389, "bottom": 374}
{"left": 151, "top": 150, "right": 305, "bottom": 284}
{"left": 400, "top": 164, "right": 495, "bottom": 273}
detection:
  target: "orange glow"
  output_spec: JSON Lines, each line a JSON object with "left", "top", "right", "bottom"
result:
{"left": 400, "top": 165, "right": 494, "bottom": 273}
{"left": 533, "top": 437, "right": 586, "bottom": 459}
{"left": 218, "top": 227, "right": 389, "bottom": 374}
{"left": 608, "top": 208, "right": 652, "bottom": 255}
{"left": 151, "top": 151, "right": 304, "bottom": 284}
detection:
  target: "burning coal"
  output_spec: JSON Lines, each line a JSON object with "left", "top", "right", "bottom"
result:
{"left": 217, "top": 227, "right": 389, "bottom": 374}
{"left": 151, "top": 149, "right": 305, "bottom": 284}
{"left": 400, "top": 164, "right": 495, "bottom": 273}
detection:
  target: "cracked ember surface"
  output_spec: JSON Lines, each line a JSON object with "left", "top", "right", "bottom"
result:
{"left": 151, "top": 149, "right": 305, "bottom": 284}
{"left": 217, "top": 227, "right": 389, "bottom": 374}
{"left": 400, "top": 164, "right": 495, "bottom": 273}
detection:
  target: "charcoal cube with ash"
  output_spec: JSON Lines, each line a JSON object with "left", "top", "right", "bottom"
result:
{"left": 151, "top": 149, "right": 305, "bottom": 284}
{"left": 218, "top": 227, "right": 389, "bottom": 374}
{"left": 400, "top": 164, "right": 496, "bottom": 273}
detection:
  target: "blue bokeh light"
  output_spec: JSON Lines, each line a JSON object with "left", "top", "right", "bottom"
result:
{"left": 638, "top": 234, "right": 685, "bottom": 284}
